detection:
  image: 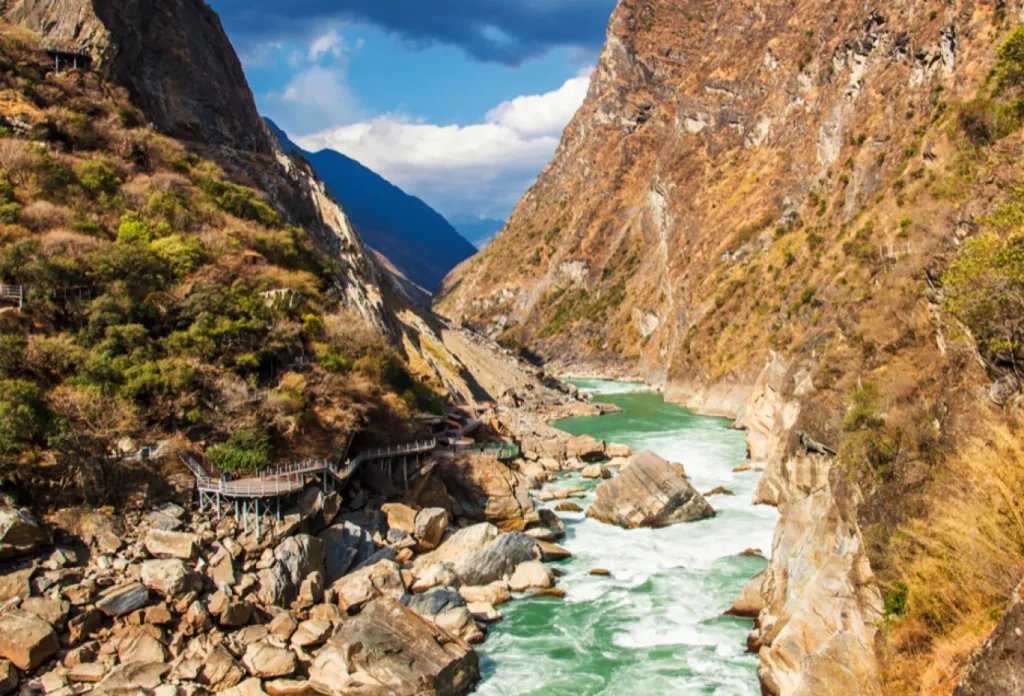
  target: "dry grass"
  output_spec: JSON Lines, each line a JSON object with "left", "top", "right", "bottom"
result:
{"left": 880, "top": 419, "right": 1024, "bottom": 694}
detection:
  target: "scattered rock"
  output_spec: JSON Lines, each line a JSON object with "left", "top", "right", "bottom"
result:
{"left": 535, "top": 541, "right": 572, "bottom": 562}
{"left": 415, "top": 523, "right": 499, "bottom": 570}
{"left": 607, "top": 443, "right": 632, "bottom": 458}
{"left": 566, "top": 435, "right": 606, "bottom": 462}
{"left": 458, "top": 582, "right": 512, "bottom": 607}
{"left": 411, "top": 563, "right": 459, "bottom": 594}
{"left": 0, "top": 508, "right": 50, "bottom": 560}
{"left": 554, "top": 502, "right": 583, "bottom": 513}
{"left": 0, "top": 610, "right": 58, "bottom": 671}
{"left": 532, "top": 588, "right": 566, "bottom": 599}
{"left": 509, "top": 561, "right": 554, "bottom": 592}
{"left": 413, "top": 508, "right": 449, "bottom": 551}
{"left": 0, "top": 566, "right": 33, "bottom": 603}
{"left": 141, "top": 559, "right": 195, "bottom": 598}
{"left": 589, "top": 569, "right": 611, "bottom": 576}
{"left": 317, "top": 521, "right": 373, "bottom": 583}
{"left": 290, "top": 619, "right": 331, "bottom": 648}
{"left": 116, "top": 626, "right": 169, "bottom": 664}
{"left": 144, "top": 530, "right": 198, "bottom": 561}
{"left": 467, "top": 601, "right": 502, "bottom": 622}
{"left": 705, "top": 486, "right": 735, "bottom": 497}
{"left": 67, "top": 662, "right": 106, "bottom": 683}
{"left": 19, "top": 597, "right": 69, "bottom": 630}
{"left": 96, "top": 583, "right": 149, "bottom": 617}
{"left": 381, "top": 503, "right": 417, "bottom": 535}
{"left": 580, "top": 464, "right": 611, "bottom": 479}
{"left": 332, "top": 560, "right": 405, "bottom": 612}
{"left": 403, "top": 587, "right": 483, "bottom": 644}
{"left": 740, "top": 548, "right": 764, "bottom": 558}
{"left": 268, "top": 613, "right": 297, "bottom": 642}
{"left": 298, "top": 489, "right": 341, "bottom": 534}
{"left": 200, "top": 645, "right": 246, "bottom": 692}
{"left": 67, "top": 609, "right": 101, "bottom": 645}
{"left": 242, "top": 643, "right": 296, "bottom": 678}
{"left": 438, "top": 454, "right": 536, "bottom": 531}
{"left": 587, "top": 451, "right": 715, "bottom": 528}
{"left": 221, "top": 600, "right": 253, "bottom": 627}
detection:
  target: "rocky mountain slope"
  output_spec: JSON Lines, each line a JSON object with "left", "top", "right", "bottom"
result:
{"left": 269, "top": 121, "right": 476, "bottom": 297}
{"left": 439, "top": 0, "right": 1024, "bottom": 693}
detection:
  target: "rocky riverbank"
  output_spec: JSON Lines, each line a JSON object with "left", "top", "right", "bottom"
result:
{"left": 0, "top": 379, "right": 659, "bottom": 696}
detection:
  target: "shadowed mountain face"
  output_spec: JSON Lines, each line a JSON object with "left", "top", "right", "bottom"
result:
{"left": 268, "top": 120, "right": 477, "bottom": 293}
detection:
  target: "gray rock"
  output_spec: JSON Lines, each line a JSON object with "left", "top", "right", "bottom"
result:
{"left": 317, "top": 521, "right": 373, "bottom": 583}
{"left": 454, "top": 532, "right": 538, "bottom": 586}
{"left": 955, "top": 584, "right": 1024, "bottom": 695}
{"left": 587, "top": 451, "right": 715, "bottom": 528}
{"left": 96, "top": 582, "right": 149, "bottom": 616}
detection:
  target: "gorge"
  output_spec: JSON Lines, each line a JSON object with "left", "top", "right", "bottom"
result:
{"left": 0, "top": 0, "right": 1022, "bottom": 695}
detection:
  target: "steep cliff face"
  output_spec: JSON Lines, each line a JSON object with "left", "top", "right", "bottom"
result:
{"left": 439, "top": 0, "right": 1024, "bottom": 693}
{"left": 438, "top": 0, "right": 1009, "bottom": 386}
{"left": 3, "top": 0, "right": 271, "bottom": 152}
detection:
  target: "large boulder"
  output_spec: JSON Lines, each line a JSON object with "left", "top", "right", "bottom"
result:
{"left": 438, "top": 454, "right": 536, "bottom": 531}
{"left": 0, "top": 507, "right": 50, "bottom": 559}
{"left": 309, "top": 599, "right": 478, "bottom": 696}
{"left": 0, "top": 609, "right": 58, "bottom": 670}
{"left": 402, "top": 587, "right": 484, "bottom": 644}
{"left": 414, "top": 523, "right": 499, "bottom": 571}
{"left": 298, "top": 489, "right": 340, "bottom": 534}
{"left": 454, "top": 532, "right": 538, "bottom": 586}
{"left": 586, "top": 451, "right": 715, "bottom": 528}
{"left": 274, "top": 535, "right": 325, "bottom": 586}
{"left": 317, "top": 521, "right": 374, "bottom": 583}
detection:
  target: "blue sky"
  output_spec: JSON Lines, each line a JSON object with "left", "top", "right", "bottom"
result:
{"left": 208, "top": 0, "right": 616, "bottom": 225}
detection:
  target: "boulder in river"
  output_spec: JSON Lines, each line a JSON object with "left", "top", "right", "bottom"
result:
{"left": 566, "top": 435, "right": 606, "bottom": 462}
{"left": 438, "top": 453, "right": 536, "bottom": 531}
{"left": 725, "top": 570, "right": 766, "bottom": 618}
{"left": 586, "top": 451, "right": 715, "bottom": 528}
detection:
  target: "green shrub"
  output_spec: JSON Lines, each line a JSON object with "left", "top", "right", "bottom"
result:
{"left": 150, "top": 234, "right": 206, "bottom": 277}
{"left": 994, "top": 25, "right": 1024, "bottom": 93}
{"left": 884, "top": 582, "right": 910, "bottom": 618}
{"left": 207, "top": 427, "right": 271, "bottom": 473}
{"left": 0, "top": 202, "right": 20, "bottom": 224}
{"left": 116, "top": 218, "right": 152, "bottom": 244}
{"left": 0, "top": 379, "right": 46, "bottom": 454}
{"left": 76, "top": 161, "right": 119, "bottom": 197}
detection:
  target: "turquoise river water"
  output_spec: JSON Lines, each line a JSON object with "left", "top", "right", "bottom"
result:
{"left": 475, "top": 379, "right": 780, "bottom": 695}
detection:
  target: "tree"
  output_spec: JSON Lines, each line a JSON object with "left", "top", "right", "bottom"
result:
{"left": 47, "top": 385, "right": 142, "bottom": 502}
{"left": 943, "top": 232, "right": 1024, "bottom": 376}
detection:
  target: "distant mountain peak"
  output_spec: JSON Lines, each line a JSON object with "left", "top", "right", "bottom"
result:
{"left": 268, "top": 119, "right": 477, "bottom": 293}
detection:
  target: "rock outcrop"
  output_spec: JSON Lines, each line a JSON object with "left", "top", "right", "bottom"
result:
{"left": 438, "top": 453, "right": 537, "bottom": 531}
{"left": 954, "top": 581, "right": 1024, "bottom": 696}
{"left": 3, "top": 0, "right": 272, "bottom": 152}
{"left": 587, "top": 451, "right": 714, "bottom": 528}
{"left": 750, "top": 453, "right": 883, "bottom": 696}
{"left": 0, "top": 507, "right": 50, "bottom": 559}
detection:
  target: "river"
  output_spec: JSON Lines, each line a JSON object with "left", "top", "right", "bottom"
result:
{"left": 475, "top": 379, "right": 780, "bottom": 695}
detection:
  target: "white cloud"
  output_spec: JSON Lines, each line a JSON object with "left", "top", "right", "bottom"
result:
{"left": 293, "top": 70, "right": 593, "bottom": 218}
{"left": 485, "top": 72, "right": 591, "bottom": 137}
{"left": 308, "top": 29, "right": 346, "bottom": 62}
{"left": 265, "top": 65, "right": 363, "bottom": 134}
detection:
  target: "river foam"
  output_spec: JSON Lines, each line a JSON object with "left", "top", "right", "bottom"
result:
{"left": 475, "top": 381, "right": 779, "bottom": 695}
